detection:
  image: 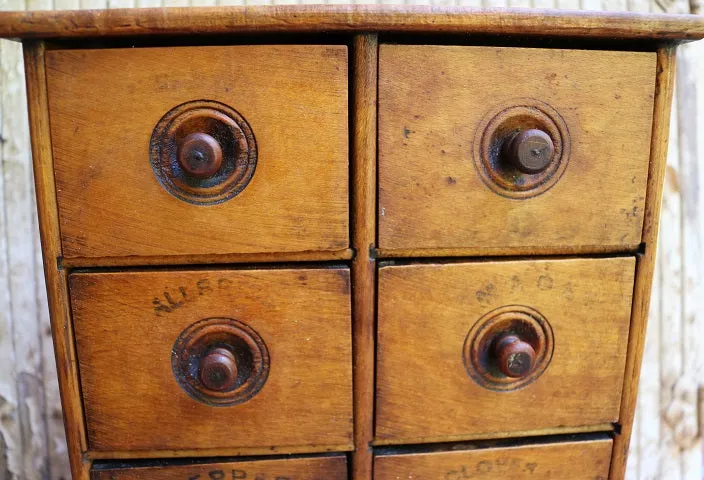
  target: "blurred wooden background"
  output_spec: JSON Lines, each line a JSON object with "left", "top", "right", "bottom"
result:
{"left": 0, "top": 0, "right": 702, "bottom": 478}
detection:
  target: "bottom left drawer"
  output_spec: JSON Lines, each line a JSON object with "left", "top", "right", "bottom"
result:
{"left": 91, "top": 455, "right": 348, "bottom": 479}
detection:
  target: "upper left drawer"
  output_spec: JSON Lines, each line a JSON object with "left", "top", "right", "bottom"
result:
{"left": 45, "top": 45, "right": 349, "bottom": 259}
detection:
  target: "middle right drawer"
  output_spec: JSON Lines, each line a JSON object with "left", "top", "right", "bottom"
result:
{"left": 375, "top": 257, "right": 635, "bottom": 443}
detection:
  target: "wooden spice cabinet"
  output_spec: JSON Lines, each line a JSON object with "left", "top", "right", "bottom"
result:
{"left": 1, "top": 5, "right": 703, "bottom": 479}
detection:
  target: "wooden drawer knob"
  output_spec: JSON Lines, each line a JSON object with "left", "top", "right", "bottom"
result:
{"left": 503, "top": 128, "right": 555, "bottom": 174}
{"left": 172, "top": 317, "right": 270, "bottom": 407}
{"left": 199, "top": 347, "right": 238, "bottom": 392}
{"left": 494, "top": 334, "right": 536, "bottom": 378}
{"left": 178, "top": 132, "right": 223, "bottom": 179}
{"left": 463, "top": 305, "right": 553, "bottom": 391}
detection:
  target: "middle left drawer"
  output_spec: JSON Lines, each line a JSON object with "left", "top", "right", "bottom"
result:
{"left": 69, "top": 267, "right": 353, "bottom": 454}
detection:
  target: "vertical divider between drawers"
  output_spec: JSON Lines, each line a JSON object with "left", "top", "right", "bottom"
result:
{"left": 351, "top": 33, "right": 379, "bottom": 480}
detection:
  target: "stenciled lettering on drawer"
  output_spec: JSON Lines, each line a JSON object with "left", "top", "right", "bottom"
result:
{"left": 152, "top": 276, "right": 240, "bottom": 316}
{"left": 187, "top": 469, "right": 303, "bottom": 480}
{"left": 444, "top": 458, "right": 536, "bottom": 479}
{"left": 375, "top": 439, "right": 613, "bottom": 479}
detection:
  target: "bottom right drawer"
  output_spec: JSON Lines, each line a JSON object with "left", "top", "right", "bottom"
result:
{"left": 374, "top": 437, "right": 612, "bottom": 479}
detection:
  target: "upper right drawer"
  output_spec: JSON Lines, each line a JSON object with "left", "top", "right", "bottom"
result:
{"left": 378, "top": 45, "right": 656, "bottom": 252}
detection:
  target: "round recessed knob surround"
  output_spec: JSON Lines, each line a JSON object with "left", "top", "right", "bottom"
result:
{"left": 494, "top": 334, "right": 537, "bottom": 378}
{"left": 172, "top": 317, "right": 269, "bottom": 407}
{"left": 178, "top": 132, "right": 223, "bottom": 179}
{"left": 463, "top": 305, "right": 554, "bottom": 392}
{"left": 503, "top": 129, "right": 555, "bottom": 174}
{"left": 473, "top": 99, "right": 570, "bottom": 199}
{"left": 150, "top": 100, "right": 257, "bottom": 206}
{"left": 199, "top": 347, "right": 238, "bottom": 392}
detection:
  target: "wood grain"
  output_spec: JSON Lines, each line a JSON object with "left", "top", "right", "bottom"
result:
{"left": 350, "top": 34, "right": 378, "bottom": 480}
{"left": 23, "top": 41, "right": 91, "bottom": 480}
{"left": 46, "top": 45, "right": 349, "bottom": 259}
{"left": 69, "top": 268, "right": 353, "bottom": 453}
{"left": 378, "top": 45, "right": 655, "bottom": 252}
{"left": 60, "top": 248, "right": 354, "bottom": 268}
{"left": 374, "top": 438, "right": 613, "bottom": 479}
{"left": 91, "top": 455, "right": 347, "bottom": 479}
{"left": 0, "top": 24, "right": 50, "bottom": 480}
{"left": 374, "top": 243, "right": 639, "bottom": 259}
{"left": 376, "top": 257, "right": 635, "bottom": 443}
{"left": 372, "top": 424, "right": 614, "bottom": 446}
{"left": 609, "top": 47, "right": 677, "bottom": 480}
{"left": 0, "top": 6, "right": 703, "bottom": 40}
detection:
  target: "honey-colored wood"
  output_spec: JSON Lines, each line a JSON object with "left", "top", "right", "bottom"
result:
{"left": 69, "top": 268, "right": 353, "bottom": 453}
{"left": 374, "top": 438, "right": 613, "bottom": 479}
{"left": 46, "top": 45, "right": 349, "bottom": 259}
{"left": 8, "top": 8, "right": 697, "bottom": 479}
{"left": 60, "top": 249, "right": 354, "bottom": 268}
{"left": 91, "top": 455, "right": 347, "bottom": 479}
{"left": 351, "top": 34, "right": 378, "bottom": 480}
{"left": 375, "top": 244, "right": 639, "bottom": 259}
{"left": 83, "top": 445, "right": 350, "bottom": 460}
{"left": 371, "top": 424, "right": 614, "bottom": 446}
{"left": 376, "top": 257, "right": 635, "bottom": 443}
{"left": 609, "top": 47, "right": 677, "bottom": 480}
{"left": 378, "top": 45, "right": 656, "bottom": 253}
{"left": 22, "top": 41, "right": 91, "bottom": 480}
{"left": 1, "top": 6, "right": 703, "bottom": 41}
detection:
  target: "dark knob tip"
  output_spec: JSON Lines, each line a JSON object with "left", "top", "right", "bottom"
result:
{"left": 494, "top": 334, "right": 536, "bottom": 378}
{"left": 199, "top": 347, "right": 238, "bottom": 392}
{"left": 504, "top": 128, "right": 555, "bottom": 174}
{"left": 178, "top": 132, "right": 223, "bottom": 179}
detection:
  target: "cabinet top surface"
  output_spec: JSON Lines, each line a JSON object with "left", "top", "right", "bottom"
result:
{"left": 0, "top": 5, "right": 702, "bottom": 41}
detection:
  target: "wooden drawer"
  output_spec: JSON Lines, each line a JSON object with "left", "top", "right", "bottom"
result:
{"left": 91, "top": 455, "right": 348, "bottom": 479}
{"left": 46, "top": 45, "right": 349, "bottom": 259}
{"left": 70, "top": 267, "right": 353, "bottom": 453}
{"left": 374, "top": 438, "right": 612, "bottom": 479}
{"left": 376, "top": 257, "right": 634, "bottom": 443}
{"left": 378, "top": 45, "right": 655, "bottom": 253}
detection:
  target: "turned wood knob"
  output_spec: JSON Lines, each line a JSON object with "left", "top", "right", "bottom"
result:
{"left": 199, "top": 347, "right": 238, "bottom": 392}
{"left": 503, "top": 128, "right": 555, "bottom": 174}
{"left": 178, "top": 132, "right": 223, "bottom": 179}
{"left": 494, "top": 334, "right": 536, "bottom": 378}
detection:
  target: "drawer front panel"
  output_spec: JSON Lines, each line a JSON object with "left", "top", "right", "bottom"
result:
{"left": 92, "top": 455, "right": 347, "bottom": 479}
{"left": 374, "top": 438, "right": 612, "bottom": 479}
{"left": 376, "top": 257, "right": 634, "bottom": 442}
{"left": 378, "top": 45, "right": 655, "bottom": 252}
{"left": 46, "top": 45, "right": 349, "bottom": 258}
{"left": 70, "top": 268, "right": 353, "bottom": 452}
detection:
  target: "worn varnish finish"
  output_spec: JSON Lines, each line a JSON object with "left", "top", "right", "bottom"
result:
{"left": 378, "top": 45, "right": 655, "bottom": 252}
{"left": 46, "top": 45, "right": 349, "bottom": 259}
{"left": 69, "top": 268, "right": 353, "bottom": 453}
{"left": 0, "top": 5, "right": 701, "bottom": 480}
{"left": 22, "top": 41, "right": 91, "bottom": 480}
{"left": 1, "top": 5, "right": 704, "bottom": 40}
{"left": 609, "top": 47, "right": 678, "bottom": 480}
{"left": 350, "top": 33, "right": 378, "bottom": 480}
{"left": 376, "top": 258, "right": 635, "bottom": 443}
{"left": 374, "top": 438, "right": 613, "bottom": 479}
{"left": 90, "top": 456, "right": 348, "bottom": 479}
